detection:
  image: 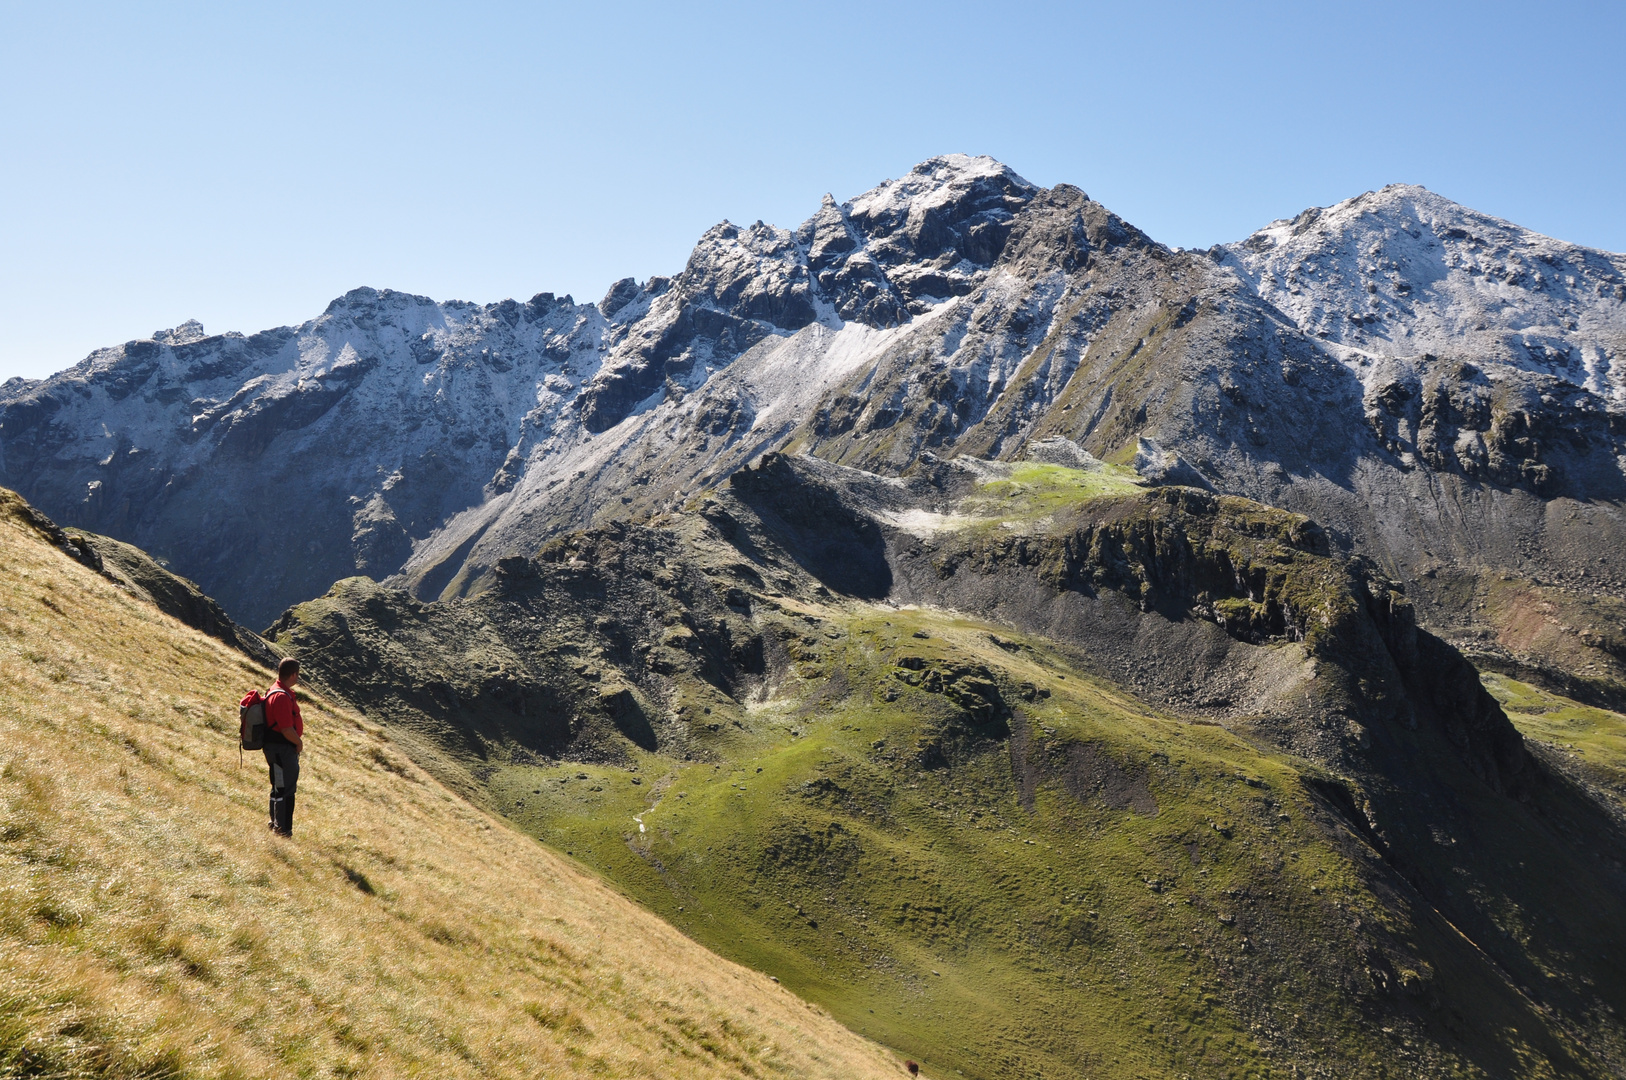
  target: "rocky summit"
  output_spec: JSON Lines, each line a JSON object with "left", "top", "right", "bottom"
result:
{"left": 4, "top": 155, "right": 1626, "bottom": 1078}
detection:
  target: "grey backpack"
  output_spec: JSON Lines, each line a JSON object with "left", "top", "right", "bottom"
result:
{"left": 239, "top": 691, "right": 268, "bottom": 751}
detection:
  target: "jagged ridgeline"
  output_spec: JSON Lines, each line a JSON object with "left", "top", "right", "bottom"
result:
{"left": 0, "top": 487, "right": 905, "bottom": 1078}
{"left": 4, "top": 154, "right": 1626, "bottom": 1078}
{"left": 3, "top": 156, "right": 1623, "bottom": 711}
{"left": 266, "top": 454, "right": 1626, "bottom": 1079}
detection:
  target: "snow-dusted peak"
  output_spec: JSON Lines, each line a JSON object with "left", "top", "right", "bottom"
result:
{"left": 320, "top": 286, "right": 447, "bottom": 318}
{"left": 0, "top": 278, "right": 613, "bottom": 624}
{"left": 841, "top": 155, "right": 1035, "bottom": 264}
{"left": 574, "top": 156, "right": 1043, "bottom": 434}
{"left": 1223, "top": 184, "right": 1626, "bottom": 405}
{"left": 845, "top": 154, "right": 1035, "bottom": 225}
{"left": 1236, "top": 183, "right": 1604, "bottom": 260}
{"left": 679, "top": 219, "right": 809, "bottom": 310}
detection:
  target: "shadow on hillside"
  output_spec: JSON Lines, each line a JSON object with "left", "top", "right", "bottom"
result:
{"left": 728, "top": 460, "right": 892, "bottom": 600}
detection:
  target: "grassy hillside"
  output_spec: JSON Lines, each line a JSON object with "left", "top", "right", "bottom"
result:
{"left": 0, "top": 489, "right": 906, "bottom": 1080}
{"left": 267, "top": 459, "right": 1626, "bottom": 1079}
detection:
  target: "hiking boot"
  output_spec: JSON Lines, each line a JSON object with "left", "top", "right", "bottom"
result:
{"left": 275, "top": 792, "right": 296, "bottom": 837}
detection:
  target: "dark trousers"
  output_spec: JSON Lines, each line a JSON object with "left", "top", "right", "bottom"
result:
{"left": 263, "top": 738, "right": 300, "bottom": 836}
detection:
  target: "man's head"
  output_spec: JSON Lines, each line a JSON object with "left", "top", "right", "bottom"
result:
{"left": 278, "top": 657, "right": 301, "bottom": 688}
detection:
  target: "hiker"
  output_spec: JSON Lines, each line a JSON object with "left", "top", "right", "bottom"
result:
{"left": 263, "top": 657, "right": 304, "bottom": 837}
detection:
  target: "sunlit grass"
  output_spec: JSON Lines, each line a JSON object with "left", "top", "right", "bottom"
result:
{"left": 1483, "top": 672, "right": 1626, "bottom": 811}
{"left": 967, "top": 461, "right": 1144, "bottom": 523}
{"left": 0, "top": 491, "right": 905, "bottom": 1079}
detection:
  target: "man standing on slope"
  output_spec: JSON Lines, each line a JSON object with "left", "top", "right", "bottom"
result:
{"left": 264, "top": 658, "right": 304, "bottom": 837}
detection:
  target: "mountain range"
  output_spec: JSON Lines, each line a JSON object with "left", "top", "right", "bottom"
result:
{"left": 4, "top": 155, "right": 1625, "bottom": 1078}
{"left": 4, "top": 156, "right": 1622, "bottom": 708}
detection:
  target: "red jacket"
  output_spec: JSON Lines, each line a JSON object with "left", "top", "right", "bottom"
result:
{"left": 264, "top": 680, "right": 303, "bottom": 750}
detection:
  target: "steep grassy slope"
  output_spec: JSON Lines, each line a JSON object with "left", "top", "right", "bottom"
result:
{"left": 268, "top": 458, "right": 1626, "bottom": 1079}
{"left": 61, "top": 526, "right": 281, "bottom": 668}
{"left": 0, "top": 489, "right": 905, "bottom": 1080}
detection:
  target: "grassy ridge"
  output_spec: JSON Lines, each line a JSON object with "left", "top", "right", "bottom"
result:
{"left": 963, "top": 461, "right": 1145, "bottom": 523}
{"left": 0, "top": 490, "right": 904, "bottom": 1080}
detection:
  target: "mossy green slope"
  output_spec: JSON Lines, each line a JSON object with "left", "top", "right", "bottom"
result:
{"left": 492, "top": 603, "right": 1611, "bottom": 1079}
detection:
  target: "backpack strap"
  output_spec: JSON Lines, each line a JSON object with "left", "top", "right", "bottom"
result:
{"left": 263, "top": 687, "right": 291, "bottom": 740}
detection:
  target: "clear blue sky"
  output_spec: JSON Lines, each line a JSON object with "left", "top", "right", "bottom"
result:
{"left": 2, "top": 0, "right": 1622, "bottom": 382}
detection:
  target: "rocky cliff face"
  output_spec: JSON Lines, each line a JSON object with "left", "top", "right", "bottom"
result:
{"left": 4, "top": 157, "right": 1623, "bottom": 703}
{"left": 1215, "top": 186, "right": 1626, "bottom": 702}
{"left": 1219, "top": 183, "right": 1626, "bottom": 506}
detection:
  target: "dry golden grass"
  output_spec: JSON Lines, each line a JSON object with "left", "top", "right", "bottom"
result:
{"left": 0, "top": 493, "right": 906, "bottom": 1079}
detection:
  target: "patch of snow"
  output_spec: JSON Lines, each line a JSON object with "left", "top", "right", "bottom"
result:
{"left": 880, "top": 508, "right": 975, "bottom": 537}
